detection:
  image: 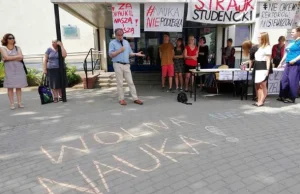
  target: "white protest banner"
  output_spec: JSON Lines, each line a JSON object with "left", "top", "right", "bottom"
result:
{"left": 187, "top": 0, "right": 257, "bottom": 24}
{"left": 144, "top": 3, "right": 184, "bottom": 32}
{"left": 268, "top": 71, "right": 283, "bottom": 94}
{"left": 260, "top": 2, "right": 298, "bottom": 29}
{"left": 112, "top": 3, "right": 140, "bottom": 37}
{"left": 219, "top": 71, "right": 233, "bottom": 80}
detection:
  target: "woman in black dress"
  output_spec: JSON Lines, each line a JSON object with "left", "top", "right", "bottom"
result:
{"left": 197, "top": 37, "right": 209, "bottom": 86}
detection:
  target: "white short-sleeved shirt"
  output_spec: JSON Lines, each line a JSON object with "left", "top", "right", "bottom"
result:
{"left": 255, "top": 45, "right": 272, "bottom": 61}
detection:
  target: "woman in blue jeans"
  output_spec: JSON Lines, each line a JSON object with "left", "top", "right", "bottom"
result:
{"left": 277, "top": 27, "right": 300, "bottom": 103}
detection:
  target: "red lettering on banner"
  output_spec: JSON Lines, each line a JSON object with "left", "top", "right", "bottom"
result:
{"left": 195, "top": 0, "right": 205, "bottom": 10}
{"left": 135, "top": 19, "right": 138, "bottom": 26}
{"left": 114, "top": 17, "right": 133, "bottom": 24}
{"left": 123, "top": 27, "right": 134, "bottom": 34}
{"left": 216, "top": 0, "right": 225, "bottom": 11}
{"left": 118, "top": 3, "right": 132, "bottom": 10}
{"left": 239, "top": 0, "right": 254, "bottom": 12}
{"left": 227, "top": 0, "right": 239, "bottom": 11}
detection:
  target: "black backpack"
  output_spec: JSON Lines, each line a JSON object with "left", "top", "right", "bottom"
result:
{"left": 177, "top": 92, "right": 192, "bottom": 105}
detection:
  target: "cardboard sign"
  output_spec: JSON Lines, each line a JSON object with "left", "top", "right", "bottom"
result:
{"left": 112, "top": 3, "right": 140, "bottom": 37}
{"left": 144, "top": 3, "right": 184, "bottom": 32}
{"left": 187, "top": 0, "right": 257, "bottom": 24}
{"left": 219, "top": 71, "right": 233, "bottom": 80}
{"left": 268, "top": 71, "right": 283, "bottom": 94}
{"left": 260, "top": 2, "right": 298, "bottom": 29}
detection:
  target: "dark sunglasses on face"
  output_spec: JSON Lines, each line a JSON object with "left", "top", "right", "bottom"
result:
{"left": 8, "top": 37, "right": 15, "bottom": 40}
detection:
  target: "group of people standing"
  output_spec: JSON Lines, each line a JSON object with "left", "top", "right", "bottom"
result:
{"left": 0, "top": 33, "right": 67, "bottom": 109}
{"left": 159, "top": 32, "right": 209, "bottom": 93}
{"left": 241, "top": 27, "right": 300, "bottom": 106}
{"left": 1, "top": 27, "right": 299, "bottom": 109}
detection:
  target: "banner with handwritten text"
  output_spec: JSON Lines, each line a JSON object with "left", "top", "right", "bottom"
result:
{"left": 112, "top": 3, "right": 140, "bottom": 37}
{"left": 260, "top": 2, "right": 298, "bottom": 29}
{"left": 187, "top": 0, "right": 257, "bottom": 24}
{"left": 144, "top": 3, "right": 184, "bottom": 32}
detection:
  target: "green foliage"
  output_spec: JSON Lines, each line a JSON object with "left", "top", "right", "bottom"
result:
{"left": 66, "top": 65, "right": 81, "bottom": 87}
{"left": 26, "top": 68, "right": 42, "bottom": 86}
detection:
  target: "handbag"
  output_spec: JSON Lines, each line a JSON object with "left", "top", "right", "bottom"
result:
{"left": 15, "top": 46, "right": 28, "bottom": 74}
{"left": 38, "top": 74, "right": 53, "bottom": 105}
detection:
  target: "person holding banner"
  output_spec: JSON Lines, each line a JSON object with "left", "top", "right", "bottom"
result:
{"left": 108, "top": 28, "right": 144, "bottom": 106}
{"left": 277, "top": 27, "right": 300, "bottom": 103}
{"left": 159, "top": 32, "right": 175, "bottom": 93}
{"left": 184, "top": 35, "right": 198, "bottom": 92}
{"left": 253, "top": 32, "right": 272, "bottom": 107}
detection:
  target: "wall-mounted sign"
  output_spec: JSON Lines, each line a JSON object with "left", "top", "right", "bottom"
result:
{"left": 62, "top": 25, "right": 80, "bottom": 39}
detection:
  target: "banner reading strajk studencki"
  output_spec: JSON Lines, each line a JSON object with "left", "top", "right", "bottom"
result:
{"left": 187, "top": 0, "right": 257, "bottom": 24}
{"left": 144, "top": 3, "right": 184, "bottom": 32}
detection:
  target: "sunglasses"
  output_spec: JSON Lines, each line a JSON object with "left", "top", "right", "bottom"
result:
{"left": 8, "top": 37, "right": 15, "bottom": 40}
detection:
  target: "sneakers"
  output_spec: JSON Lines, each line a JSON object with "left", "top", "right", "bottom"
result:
{"left": 161, "top": 87, "right": 165, "bottom": 92}
{"left": 166, "top": 88, "right": 175, "bottom": 93}
{"left": 283, "top": 98, "right": 295, "bottom": 103}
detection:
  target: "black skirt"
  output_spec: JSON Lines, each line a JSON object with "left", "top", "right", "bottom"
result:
{"left": 254, "top": 61, "right": 273, "bottom": 82}
{"left": 47, "top": 68, "right": 67, "bottom": 89}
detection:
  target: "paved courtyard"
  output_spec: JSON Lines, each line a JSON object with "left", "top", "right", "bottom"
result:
{"left": 1, "top": 86, "right": 300, "bottom": 194}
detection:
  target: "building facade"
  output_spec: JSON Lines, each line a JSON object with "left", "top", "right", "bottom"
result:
{"left": 0, "top": 0, "right": 94, "bottom": 56}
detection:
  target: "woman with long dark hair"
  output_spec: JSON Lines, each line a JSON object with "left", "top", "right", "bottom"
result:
{"left": 173, "top": 38, "right": 185, "bottom": 91}
{"left": 0, "top": 33, "right": 28, "bottom": 109}
{"left": 198, "top": 36, "right": 209, "bottom": 86}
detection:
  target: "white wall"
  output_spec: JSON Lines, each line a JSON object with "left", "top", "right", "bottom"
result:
{"left": 0, "top": 0, "right": 94, "bottom": 55}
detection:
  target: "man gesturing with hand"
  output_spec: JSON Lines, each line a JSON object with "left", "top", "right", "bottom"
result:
{"left": 109, "top": 28, "right": 144, "bottom": 106}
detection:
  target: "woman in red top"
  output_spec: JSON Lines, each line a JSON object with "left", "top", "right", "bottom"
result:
{"left": 184, "top": 35, "right": 198, "bottom": 92}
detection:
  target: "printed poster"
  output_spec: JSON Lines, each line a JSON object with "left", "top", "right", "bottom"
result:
{"left": 112, "top": 3, "right": 140, "bottom": 37}
{"left": 144, "top": 3, "right": 184, "bottom": 32}
{"left": 259, "top": 1, "right": 298, "bottom": 29}
{"left": 187, "top": 0, "right": 257, "bottom": 24}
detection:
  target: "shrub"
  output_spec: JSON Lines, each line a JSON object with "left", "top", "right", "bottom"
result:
{"left": 26, "top": 68, "right": 42, "bottom": 86}
{"left": 66, "top": 66, "right": 81, "bottom": 87}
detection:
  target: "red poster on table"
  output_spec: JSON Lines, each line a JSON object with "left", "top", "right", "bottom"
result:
{"left": 112, "top": 3, "right": 140, "bottom": 37}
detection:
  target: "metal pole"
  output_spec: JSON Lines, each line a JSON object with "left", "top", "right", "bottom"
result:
{"left": 54, "top": 4, "right": 67, "bottom": 102}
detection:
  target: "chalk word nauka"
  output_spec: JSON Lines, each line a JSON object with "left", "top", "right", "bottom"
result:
{"left": 39, "top": 118, "right": 217, "bottom": 193}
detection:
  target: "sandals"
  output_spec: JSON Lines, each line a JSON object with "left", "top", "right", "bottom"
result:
{"left": 18, "top": 104, "right": 24, "bottom": 108}
{"left": 134, "top": 99, "right": 143, "bottom": 105}
{"left": 53, "top": 98, "right": 58, "bottom": 103}
{"left": 277, "top": 97, "right": 285, "bottom": 102}
{"left": 10, "top": 104, "right": 15, "bottom": 110}
{"left": 252, "top": 103, "right": 264, "bottom": 107}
